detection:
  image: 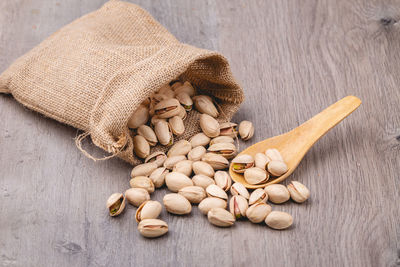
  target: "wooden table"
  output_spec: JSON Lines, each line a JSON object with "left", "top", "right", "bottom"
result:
{"left": 1, "top": 1, "right": 399, "bottom": 266}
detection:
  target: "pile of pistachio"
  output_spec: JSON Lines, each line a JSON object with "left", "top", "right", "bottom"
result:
{"left": 106, "top": 80, "right": 310, "bottom": 238}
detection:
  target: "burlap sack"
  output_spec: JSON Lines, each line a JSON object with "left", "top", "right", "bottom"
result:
{"left": 0, "top": 0, "right": 244, "bottom": 165}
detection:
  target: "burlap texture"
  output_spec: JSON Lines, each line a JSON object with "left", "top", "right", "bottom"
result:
{"left": 0, "top": 0, "right": 244, "bottom": 165}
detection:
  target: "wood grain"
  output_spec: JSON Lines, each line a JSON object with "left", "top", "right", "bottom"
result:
{"left": 1, "top": 0, "right": 399, "bottom": 266}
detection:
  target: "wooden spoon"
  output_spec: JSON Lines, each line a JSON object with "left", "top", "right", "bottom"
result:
{"left": 229, "top": 95, "right": 362, "bottom": 189}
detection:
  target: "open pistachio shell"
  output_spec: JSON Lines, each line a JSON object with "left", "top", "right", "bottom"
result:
{"left": 230, "top": 182, "right": 250, "bottom": 199}
{"left": 138, "top": 219, "right": 168, "bottom": 238}
{"left": 168, "top": 116, "right": 185, "bottom": 136}
{"left": 207, "top": 142, "right": 237, "bottom": 159}
{"left": 210, "top": 136, "right": 235, "bottom": 146}
{"left": 238, "top": 120, "right": 254, "bottom": 141}
{"left": 249, "top": 188, "right": 268, "bottom": 205}
{"left": 177, "top": 105, "right": 187, "bottom": 120}
{"left": 129, "top": 176, "right": 155, "bottom": 193}
{"left": 231, "top": 154, "right": 255, "bottom": 173}
{"left": 229, "top": 195, "right": 248, "bottom": 219}
{"left": 145, "top": 152, "right": 167, "bottom": 167}
{"left": 167, "top": 140, "right": 191, "bottom": 157}
{"left": 193, "top": 95, "right": 219, "bottom": 117}
{"left": 219, "top": 122, "right": 238, "bottom": 138}
{"left": 189, "top": 133, "right": 211, "bottom": 147}
{"left": 150, "top": 115, "right": 166, "bottom": 126}
{"left": 201, "top": 153, "right": 230, "bottom": 170}
{"left": 174, "top": 81, "right": 195, "bottom": 96}
{"left": 214, "top": 171, "right": 232, "bottom": 192}
{"left": 170, "top": 81, "right": 183, "bottom": 91}
{"left": 133, "top": 135, "right": 150, "bottom": 159}
{"left": 244, "top": 167, "right": 269, "bottom": 185}
{"left": 154, "top": 120, "right": 173, "bottom": 146}
{"left": 287, "top": 181, "right": 310, "bottom": 203}
{"left": 175, "top": 92, "right": 193, "bottom": 111}
{"left": 199, "top": 114, "right": 220, "bottom": 138}
{"left": 127, "top": 105, "right": 149, "bottom": 129}
{"left": 137, "top": 125, "right": 158, "bottom": 146}
{"left": 135, "top": 200, "right": 162, "bottom": 222}
{"left": 107, "top": 193, "right": 126, "bottom": 217}
{"left": 154, "top": 98, "right": 180, "bottom": 119}
{"left": 265, "top": 148, "right": 284, "bottom": 162}
{"left": 208, "top": 208, "right": 235, "bottom": 227}
{"left": 149, "top": 167, "right": 169, "bottom": 188}
{"left": 246, "top": 203, "right": 272, "bottom": 223}
{"left": 206, "top": 184, "right": 228, "bottom": 200}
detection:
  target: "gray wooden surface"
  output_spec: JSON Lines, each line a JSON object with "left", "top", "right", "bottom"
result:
{"left": 1, "top": 0, "right": 399, "bottom": 266}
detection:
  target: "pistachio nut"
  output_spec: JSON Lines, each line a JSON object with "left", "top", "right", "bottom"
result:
{"left": 244, "top": 167, "right": 269, "bottom": 185}
{"left": 135, "top": 200, "right": 162, "bottom": 222}
{"left": 163, "top": 193, "right": 192, "bottom": 215}
{"left": 178, "top": 186, "right": 206, "bottom": 204}
{"left": 264, "top": 184, "right": 290, "bottom": 204}
{"left": 229, "top": 195, "right": 248, "bottom": 219}
{"left": 150, "top": 115, "right": 166, "bottom": 126}
{"left": 125, "top": 188, "right": 150, "bottom": 207}
{"left": 246, "top": 203, "right": 272, "bottom": 223}
{"left": 265, "top": 148, "right": 284, "bottom": 162}
{"left": 231, "top": 154, "right": 255, "bottom": 173}
{"left": 189, "top": 132, "right": 211, "bottom": 147}
{"left": 170, "top": 81, "right": 183, "bottom": 91}
{"left": 165, "top": 171, "right": 193, "bottom": 192}
{"left": 198, "top": 197, "right": 227, "bottom": 215}
{"left": 133, "top": 135, "right": 150, "bottom": 159}
{"left": 214, "top": 171, "right": 232, "bottom": 192}
{"left": 177, "top": 104, "right": 187, "bottom": 120}
{"left": 154, "top": 120, "right": 173, "bottom": 146}
{"left": 127, "top": 104, "right": 149, "bottom": 129}
{"left": 267, "top": 160, "right": 288, "bottom": 177}
{"left": 254, "top": 152, "right": 270, "bottom": 170}
{"left": 107, "top": 193, "right": 126, "bottom": 216}
{"left": 287, "top": 181, "right": 310, "bottom": 203}
{"left": 210, "top": 136, "right": 234, "bottom": 146}
{"left": 219, "top": 122, "right": 238, "bottom": 138}
{"left": 199, "top": 114, "right": 220, "bottom": 138}
{"left": 151, "top": 93, "right": 169, "bottom": 106}
{"left": 154, "top": 98, "right": 181, "bottom": 119}
{"left": 159, "top": 87, "right": 175, "bottom": 99}
{"left": 174, "top": 81, "right": 195, "bottom": 97}
{"left": 230, "top": 182, "right": 250, "bottom": 199}
{"left": 168, "top": 116, "right": 185, "bottom": 136}
{"left": 201, "top": 153, "right": 230, "bottom": 170}
{"left": 192, "top": 161, "right": 215, "bottom": 177}
{"left": 131, "top": 162, "right": 158, "bottom": 178}
{"left": 167, "top": 140, "right": 191, "bottom": 157}
{"left": 188, "top": 146, "right": 207, "bottom": 161}
{"left": 145, "top": 151, "right": 167, "bottom": 167}
{"left": 207, "top": 142, "right": 237, "bottom": 159}
{"left": 129, "top": 176, "right": 155, "bottom": 193}
{"left": 207, "top": 208, "right": 235, "bottom": 227}
{"left": 137, "top": 125, "right": 158, "bottom": 146}
{"left": 206, "top": 184, "right": 228, "bottom": 200}
{"left": 192, "top": 174, "right": 216, "bottom": 189}
{"left": 172, "top": 160, "right": 193, "bottom": 177}
{"left": 249, "top": 188, "right": 268, "bottom": 205}
{"left": 149, "top": 167, "right": 169, "bottom": 188}
{"left": 265, "top": 211, "right": 293, "bottom": 230}
{"left": 138, "top": 219, "right": 168, "bottom": 238}
{"left": 163, "top": 155, "right": 187, "bottom": 170}
{"left": 193, "top": 95, "right": 219, "bottom": 117}
{"left": 238, "top": 120, "right": 254, "bottom": 141}
{"left": 175, "top": 92, "right": 193, "bottom": 111}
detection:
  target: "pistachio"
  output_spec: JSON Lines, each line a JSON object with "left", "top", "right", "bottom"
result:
{"left": 231, "top": 154, "right": 255, "bottom": 173}
{"left": 165, "top": 172, "right": 193, "bottom": 192}
{"left": 151, "top": 93, "right": 169, "bottom": 105}
{"left": 167, "top": 140, "right": 191, "bottom": 157}
{"left": 137, "top": 125, "right": 158, "bottom": 146}
{"left": 135, "top": 200, "right": 162, "bottom": 222}
{"left": 158, "top": 83, "right": 172, "bottom": 93}
{"left": 238, "top": 120, "right": 254, "bottom": 141}
{"left": 244, "top": 167, "right": 269, "bottom": 185}
{"left": 264, "top": 184, "right": 290, "bottom": 204}
{"left": 125, "top": 188, "right": 150, "bottom": 207}
{"left": 201, "top": 153, "right": 230, "bottom": 170}
{"left": 206, "top": 184, "right": 228, "bottom": 200}
{"left": 129, "top": 176, "right": 155, "bottom": 193}
{"left": 159, "top": 86, "right": 175, "bottom": 99}
{"left": 154, "top": 98, "right": 180, "bottom": 119}
{"left": 174, "top": 81, "right": 195, "bottom": 97}
{"left": 208, "top": 142, "right": 237, "bottom": 159}
{"left": 267, "top": 160, "right": 288, "bottom": 176}
{"left": 254, "top": 153, "right": 270, "bottom": 170}
{"left": 193, "top": 95, "right": 219, "bottom": 117}
{"left": 188, "top": 146, "right": 207, "bottom": 161}
{"left": 175, "top": 92, "right": 193, "bottom": 111}
{"left": 170, "top": 81, "right": 183, "bottom": 91}
{"left": 287, "top": 181, "right": 310, "bottom": 203}
{"left": 163, "top": 155, "right": 187, "bottom": 170}
{"left": 138, "top": 219, "right": 168, "bottom": 238}
{"left": 145, "top": 152, "right": 167, "bottom": 167}
{"left": 172, "top": 160, "right": 193, "bottom": 177}
{"left": 176, "top": 105, "right": 187, "bottom": 120}
{"left": 163, "top": 193, "right": 192, "bottom": 215}
{"left": 107, "top": 193, "right": 126, "bottom": 216}
{"left": 192, "top": 161, "right": 215, "bottom": 177}
{"left": 150, "top": 115, "right": 166, "bottom": 126}
{"left": 178, "top": 186, "right": 206, "bottom": 204}
{"left": 246, "top": 203, "right": 272, "bottom": 223}
{"left": 207, "top": 208, "right": 235, "bottom": 227}
{"left": 249, "top": 188, "right": 268, "bottom": 205}
{"left": 265, "top": 148, "right": 284, "bottom": 162}
{"left": 131, "top": 162, "right": 158, "bottom": 178}
{"left": 168, "top": 116, "right": 185, "bottom": 136}
{"left": 210, "top": 136, "right": 234, "bottom": 146}
{"left": 230, "top": 182, "right": 250, "bottom": 199}
{"left": 149, "top": 167, "right": 169, "bottom": 188}
{"left": 133, "top": 135, "right": 150, "bottom": 159}
{"left": 189, "top": 132, "right": 211, "bottom": 147}
{"left": 198, "top": 197, "right": 227, "bottom": 215}
{"left": 214, "top": 171, "right": 232, "bottom": 192}
{"left": 199, "top": 114, "right": 220, "bottom": 138}
{"left": 265, "top": 211, "right": 293, "bottom": 230}
{"left": 192, "top": 174, "right": 216, "bottom": 189}
{"left": 127, "top": 105, "right": 149, "bottom": 129}
{"left": 229, "top": 195, "right": 248, "bottom": 219}
{"left": 219, "top": 122, "right": 238, "bottom": 138}
{"left": 154, "top": 120, "right": 173, "bottom": 146}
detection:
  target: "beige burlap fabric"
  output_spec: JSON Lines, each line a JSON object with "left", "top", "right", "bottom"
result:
{"left": 0, "top": 0, "right": 244, "bottom": 165}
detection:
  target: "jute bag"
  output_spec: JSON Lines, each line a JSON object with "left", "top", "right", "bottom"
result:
{"left": 0, "top": 0, "right": 244, "bottom": 165}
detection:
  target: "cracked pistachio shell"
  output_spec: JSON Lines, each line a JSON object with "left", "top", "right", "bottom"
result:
{"left": 167, "top": 140, "right": 191, "bottom": 157}
{"left": 138, "top": 219, "right": 168, "bottom": 238}
{"left": 255, "top": 153, "right": 270, "bottom": 170}
{"left": 189, "top": 133, "right": 211, "bottom": 147}
{"left": 129, "top": 176, "right": 155, "bottom": 193}
{"left": 214, "top": 171, "right": 232, "bottom": 192}
{"left": 163, "top": 155, "right": 187, "bottom": 170}
{"left": 264, "top": 184, "right": 290, "bottom": 204}
{"left": 177, "top": 105, "right": 187, "bottom": 120}
{"left": 267, "top": 160, "right": 288, "bottom": 177}
{"left": 154, "top": 120, "right": 173, "bottom": 146}
{"left": 193, "top": 95, "right": 219, "bottom": 117}
{"left": 210, "top": 136, "right": 234, "bottom": 146}
{"left": 229, "top": 195, "right": 248, "bottom": 219}
{"left": 150, "top": 115, "right": 166, "bottom": 126}
{"left": 231, "top": 154, "right": 255, "bottom": 173}
{"left": 199, "top": 114, "right": 220, "bottom": 138}
{"left": 246, "top": 203, "right": 272, "bottom": 223}
{"left": 192, "top": 161, "right": 215, "bottom": 177}
{"left": 219, "top": 122, "right": 238, "bottom": 138}
{"left": 249, "top": 188, "right": 268, "bottom": 205}
{"left": 238, "top": 120, "right": 254, "bottom": 141}
{"left": 188, "top": 146, "right": 207, "bottom": 161}
{"left": 230, "top": 182, "right": 250, "bottom": 199}
{"left": 133, "top": 135, "right": 150, "bottom": 159}
{"left": 244, "top": 167, "right": 269, "bottom": 185}
{"left": 151, "top": 93, "right": 169, "bottom": 106}
{"left": 125, "top": 188, "right": 150, "bottom": 207}
{"left": 201, "top": 153, "right": 230, "bottom": 170}
{"left": 178, "top": 186, "right": 206, "bottom": 204}
{"left": 265, "top": 148, "right": 284, "bottom": 162}
{"left": 174, "top": 81, "right": 195, "bottom": 96}
{"left": 107, "top": 193, "right": 126, "bottom": 217}
{"left": 206, "top": 184, "right": 228, "bottom": 200}
{"left": 208, "top": 142, "right": 237, "bottom": 159}
{"left": 165, "top": 172, "right": 193, "bottom": 192}
{"left": 168, "top": 116, "right": 185, "bottom": 136}
{"left": 128, "top": 105, "right": 149, "bottom": 129}
{"left": 135, "top": 200, "right": 162, "bottom": 222}
{"left": 208, "top": 208, "right": 235, "bottom": 227}
{"left": 170, "top": 81, "right": 183, "bottom": 91}
{"left": 175, "top": 92, "right": 193, "bottom": 111}
{"left": 192, "top": 174, "right": 215, "bottom": 189}
{"left": 137, "top": 125, "right": 158, "bottom": 146}
{"left": 198, "top": 197, "right": 227, "bottom": 215}
{"left": 265, "top": 211, "right": 293, "bottom": 230}
{"left": 172, "top": 160, "right": 193, "bottom": 177}
{"left": 145, "top": 152, "right": 167, "bottom": 167}
{"left": 154, "top": 98, "right": 180, "bottom": 119}
{"left": 131, "top": 162, "right": 158, "bottom": 178}
{"left": 163, "top": 193, "right": 192, "bottom": 215}
{"left": 287, "top": 181, "right": 310, "bottom": 203}
{"left": 149, "top": 167, "right": 169, "bottom": 188}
